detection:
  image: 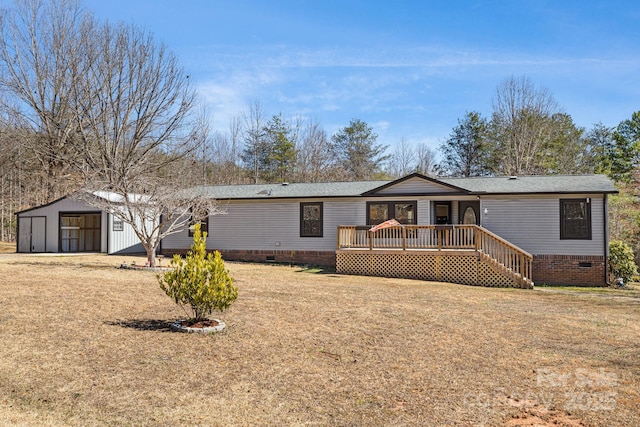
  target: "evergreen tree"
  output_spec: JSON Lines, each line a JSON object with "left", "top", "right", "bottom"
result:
{"left": 438, "top": 111, "right": 491, "bottom": 177}
{"left": 330, "top": 118, "right": 389, "bottom": 180}
{"left": 540, "top": 113, "right": 589, "bottom": 174}
{"left": 584, "top": 122, "right": 615, "bottom": 176}
{"left": 609, "top": 111, "right": 640, "bottom": 183}
{"left": 263, "top": 114, "right": 296, "bottom": 183}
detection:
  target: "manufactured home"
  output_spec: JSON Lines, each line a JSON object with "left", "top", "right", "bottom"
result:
{"left": 162, "top": 173, "right": 617, "bottom": 287}
{"left": 15, "top": 195, "right": 146, "bottom": 255}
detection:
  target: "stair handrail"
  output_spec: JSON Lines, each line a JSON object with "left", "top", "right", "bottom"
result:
{"left": 474, "top": 226, "right": 533, "bottom": 285}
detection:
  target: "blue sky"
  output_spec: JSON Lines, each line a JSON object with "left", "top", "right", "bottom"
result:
{"left": 83, "top": 0, "right": 640, "bottom": 153}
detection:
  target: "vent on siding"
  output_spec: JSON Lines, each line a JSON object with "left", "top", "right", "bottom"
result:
{"left": 579, "top": 262, "right": 592, "bottom": 268}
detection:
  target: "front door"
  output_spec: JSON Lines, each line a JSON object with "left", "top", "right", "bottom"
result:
{"left": 458, "top": 201, "right": 480, "bottom": 225}
{"left": 434, "top": 202, "right": 452, "bottom": 225}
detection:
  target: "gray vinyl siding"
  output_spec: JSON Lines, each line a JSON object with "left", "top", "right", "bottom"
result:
{"left": 417, "top": 199, "right": 429, "bottom": 225}
{"left": 161, "top": 193, "right": 607, "bottom": 257}
{"left": 375, "top": 176, "right": 460, "bottom": 195}
{"left": 162, "top": 197, "right": 431, "bottom": 252}
{"left": 480, "top": 195, "right": 605, "bottom": 255}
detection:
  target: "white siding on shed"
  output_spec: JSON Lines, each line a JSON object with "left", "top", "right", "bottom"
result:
{"left": 17, "top": 198, "right": 108, "bottom": 253}
{"left": 480, "top": 194, "right": 605, "bottom": 256}
{"left": 16, "top": 197, "right": 147, "bottom": 254}
{"left": 107, "top": 213, "right": 147, "bottom": 254}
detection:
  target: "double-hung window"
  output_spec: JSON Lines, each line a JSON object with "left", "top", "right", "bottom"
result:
{"left": 560, "top": 198, "right": 591, "bottom": 240}
{"left": 300, "top": 202, "right": 323, "bottom": 237}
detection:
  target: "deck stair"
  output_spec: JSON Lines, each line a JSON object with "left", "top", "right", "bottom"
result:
{"left": 478, "top": 251, "right": 534, "bottom": 289}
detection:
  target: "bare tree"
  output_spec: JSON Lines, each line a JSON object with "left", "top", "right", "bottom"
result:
{"left": 72, "top": 20, "right": 210, "bottom": 266}
{"left": 489, "top": 76, "right": 560, "bottom": 175}
{"left": 228, "top": 115, "right": 243, "bottom": 183}
{"left": 241, "top": 100, "right": 267, "bottom": 184}
{"left": 77, "top": 21, "right": 198, "bottom": 185}
{"left": 78, "top": 186, "right": 219, "bottom": 267}
{"left": 415, "top": 143, "right": 438, "bottom": 176}
{"left": 0, "top": 0, "right": 93, "bottom": 201}
{"left": 387, "top": 138, "right": 416, "bottom": 178}
{"left": 295, "top": 119, "right": 334, "bottom": 182}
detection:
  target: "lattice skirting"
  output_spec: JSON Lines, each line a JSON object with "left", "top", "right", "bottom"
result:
{"left": 336, "top": 250, "right": 519, "bottom": 288}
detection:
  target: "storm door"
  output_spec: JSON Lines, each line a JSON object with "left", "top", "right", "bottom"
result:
{"left": 434, "top": 202, "right": 452, "bottom": 225}
{"left": 458, "top": 201, "right": 480, "bottom": 225}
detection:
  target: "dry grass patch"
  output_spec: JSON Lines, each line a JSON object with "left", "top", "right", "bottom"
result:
{"left": 0, "top": 241, "right": 15, "bottom": 253}
{"left": 0, "top": 254, "right": 638, "bottom": 426}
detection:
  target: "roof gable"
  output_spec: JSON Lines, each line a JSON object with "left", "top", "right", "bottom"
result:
{"left": 362, "top": 173, "right": 471, "bottom": 196}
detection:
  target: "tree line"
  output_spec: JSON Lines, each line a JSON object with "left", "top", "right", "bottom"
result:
{"left": 1, "top": 0, "right": 639, "bottom": 263}
{"left": 438, "top": 76, "right": 640, "bottom": 181}
{"left": 199, "top": 101, "right": 435, "bottom": 187}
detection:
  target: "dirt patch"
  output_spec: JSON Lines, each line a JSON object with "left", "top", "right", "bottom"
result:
{"left": 503, "top": 399, "right": 586, "bottom": 426}
{"left": 0, "top": 254, "right": 637, "bottom": 426}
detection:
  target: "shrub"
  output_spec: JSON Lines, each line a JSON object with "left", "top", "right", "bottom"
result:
{"left": 158, "top": 223, "right": 238, "bottom": 320}
{"left": 608, "top": 240, "right": 638, "bottom": 284}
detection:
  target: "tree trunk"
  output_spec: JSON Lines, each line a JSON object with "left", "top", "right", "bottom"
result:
{"left": 147, "top": 249, "right": 157, "bottom": 267}
{"left": 143, "top": 240, "right": 157, "bottom": 267}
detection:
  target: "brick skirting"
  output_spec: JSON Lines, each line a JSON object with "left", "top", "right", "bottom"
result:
{"left": 162, "top": 248, "right": 336, "bottom": 267}
{"left": 533, "top": 255, "right": 607, "bottom": 287}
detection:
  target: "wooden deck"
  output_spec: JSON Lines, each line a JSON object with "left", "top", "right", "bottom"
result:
{"left": 336, "top": 225, "right": 533, "bottom": 288}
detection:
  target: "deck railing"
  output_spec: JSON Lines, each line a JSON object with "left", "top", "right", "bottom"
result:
{"left": 337, "top": 224, "right": 533, "bottom": 285}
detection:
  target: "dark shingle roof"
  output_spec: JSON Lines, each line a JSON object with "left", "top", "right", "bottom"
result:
{"left": 440, "top": 174, "right": 618, "bottom": 194}
{"left": 195, "top": 180, "right": 387, "bottom": 199}
{"left": 193, "top": 174, "right": 617, "bottom": 200}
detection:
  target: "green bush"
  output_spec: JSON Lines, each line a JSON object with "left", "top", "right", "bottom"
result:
{"left": 159, "top": 223, "right": 238, "bottom": 320}
{"left": 608, "top": 240, "right": 638, "bottom": 284}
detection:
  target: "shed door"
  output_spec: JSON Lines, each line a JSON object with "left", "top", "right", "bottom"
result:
{"left": 17, "top": 216, "right": 46, "bottom": 253}
{"left": 31, "top": 217, "right": 46, "bottom": 252}
{"left": 60, "top": 213, "right": 101, "bottom": 252}
{"left": 18, "top": 217, "right": 31, "bottom": 253}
